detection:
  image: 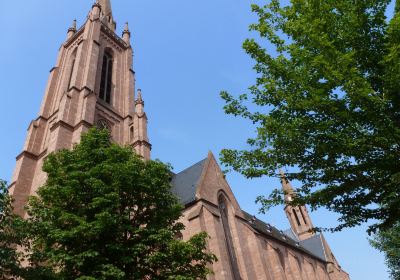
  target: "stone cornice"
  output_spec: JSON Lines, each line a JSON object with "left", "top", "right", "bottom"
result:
{"left": 50, "top": 119, "right": 74, "bottom": 132}
{"left": 131, "top": 140, "right": 152, "bottom": 149}
{"left": 49, "top": 119, "right": 92, "bottom": 133}
{"left": 100, "top": 24, "right": 128, "bottom": 50}
{"left": 15, "top": 150, "right": 38, "bottom": 161}
{"left": 135, "top": 112, "right": 147, "bottom": 119}
{"left": 63, "top": 25, "right": 85, "bottom": 49}
{"left": 15, "top": 148, "right": 48, "bottom": 162}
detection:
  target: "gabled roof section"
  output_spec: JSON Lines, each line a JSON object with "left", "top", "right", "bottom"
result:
{"left": 171, "top": 158, "right": 207, "bottom": 205}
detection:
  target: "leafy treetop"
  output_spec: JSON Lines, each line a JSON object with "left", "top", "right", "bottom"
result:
{"left": 22, "top": 128, "right": 216, "bottom": 280}
{"left": 221, "top": 0, "right": 400, "bottom": 233}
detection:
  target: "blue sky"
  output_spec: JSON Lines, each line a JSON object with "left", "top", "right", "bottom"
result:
{"left": 0, "top": 1, "right": 391, "bottom": 279}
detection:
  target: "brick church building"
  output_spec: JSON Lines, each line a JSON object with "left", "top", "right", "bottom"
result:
{"left": 9, "top": 1, "right": 350, "bottom": 279}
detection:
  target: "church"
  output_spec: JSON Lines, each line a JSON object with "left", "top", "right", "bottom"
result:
{"left": 9, "top": 1, "right": 350, "bottom": 279}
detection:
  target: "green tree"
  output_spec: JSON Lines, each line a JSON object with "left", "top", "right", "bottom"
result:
{"left": 24, "top": 128, "right": 216, "bottom": 280}
{"left": 371, "top": 223, "right": 400, "bottom": 279}
{"left": 0, "top": 180, "right": 24, "bottom": 279}
{"left": 220, "top": 0, "right": 400, "bottom": 233}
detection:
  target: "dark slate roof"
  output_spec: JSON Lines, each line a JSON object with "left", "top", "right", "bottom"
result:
{"left": 283, "top": 228, "right": 327, "bottom": 261}
{"left": 171, "top": 158, "right": 207, "bottom": 205}
{"left": 242, "top": 212, "right": 326, "bottom": 262}
{"left": 283, "top": 228, "right": 300, "bottom": 242}
{"left": 299, "top": 234, "right": 327, "bottom": 261}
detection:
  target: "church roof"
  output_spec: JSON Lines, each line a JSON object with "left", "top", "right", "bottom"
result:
{"left": 170, "top": 157, "right": 329, "bottom": 263}
{"left": 299, "top": 234, "right": 327, "bottom": 261}
{"left": 283, "top": 229, "right": 328, "bottom": 261}
{"left": 171, "top": 158, "right": 207, "bottom": 205}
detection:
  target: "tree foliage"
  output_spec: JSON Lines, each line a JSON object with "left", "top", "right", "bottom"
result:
{"left": 23, "top": 128, "right": 216, "bottom": 280}
{"left": 0, "top": 180, "right": 24, "bottom": 279}
{"left": 220, "top": 0, "right": 400, "bottom": 233}
{"left": 371, "top": 223, "right": 400, "bottom": 279}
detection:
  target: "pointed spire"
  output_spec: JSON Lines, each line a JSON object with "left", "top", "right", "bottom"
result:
{"left": 67, "top": 19, "right": 77, "bottom": 39}
{"left": 279, "top": 169, "right": 295, "bottom": 201}
{"left": 135, "top": 89, "right": 144, "bottom": 114}
{"left": 71, "top": 19, "right": 77, "bottom": 30}
{"left": 136, "top": 89, "right": 143, "bottom": 103}
{"left": 98, "top": 0, "right": 113, "bottom": 17}
{"left": 122, "top": 22, "right": 131, "bottom": 45}
{"left": 97, "top": 0, "right": 116, "bottom": 31}
{"left": 132, "top": 89, "right": 151, "bottom": 160}
{"left": 124, "top": 22, "right": 129, "bottom": 32}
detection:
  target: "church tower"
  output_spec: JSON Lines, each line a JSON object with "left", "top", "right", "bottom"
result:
{"left": 9, "top": 0, "right": 151, "bottom": 217}
{"left": 280, "top": 171, "right": 315, "bottom": 240}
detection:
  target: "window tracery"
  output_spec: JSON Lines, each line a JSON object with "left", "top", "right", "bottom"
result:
{"left": 96, "top": 119, "right": 111, "bottom": 131}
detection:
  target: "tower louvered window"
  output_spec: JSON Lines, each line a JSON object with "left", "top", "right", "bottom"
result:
{"left": 293, "top": 209, "right": 301, "bottom": 226}
{"left": 99, "top": 51, "right": 113, "bottom": 104}
{"left": 299, "top": 207, "right": 308, "bottom": 225}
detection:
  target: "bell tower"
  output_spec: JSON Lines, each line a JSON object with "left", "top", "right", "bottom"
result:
{"left": 280, "top": 171, "right": 315, "bottom": 240}
{"left": 9, "top": 0, "right": 151, "bottom": 217}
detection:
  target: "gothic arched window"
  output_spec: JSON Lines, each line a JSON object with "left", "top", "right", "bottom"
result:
{"left": 99, "top": 50, "right": 113, "bottom": 104}
{"left": 218, "top": 194, "right": 241, "bottom": 280}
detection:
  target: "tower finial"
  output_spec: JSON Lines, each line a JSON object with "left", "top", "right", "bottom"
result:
{"left": 136, "top": 89, "right": 143, "bottom": 103}
{"left": 279, "top": 169, "right": 295, "bottom": 200}
{"left": 122, "top": 22, "right": 131, "bottom": 44}
{"left": 124, "top": 22, "right": 129, "bottom": 32}
{"left": 67, "top": 19, "right": 77, "bottom": 39}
